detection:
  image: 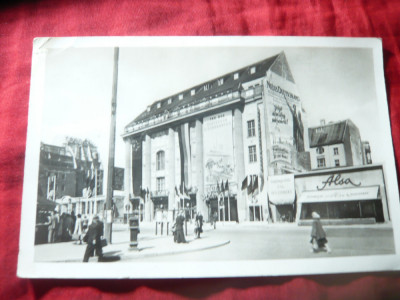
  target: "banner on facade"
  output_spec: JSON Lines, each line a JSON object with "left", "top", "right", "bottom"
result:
{"left": 267, "top": 174, "right": 295, "bottom": 205}
{"left": 203, "top": 111, "right": 235, "bottom": 193}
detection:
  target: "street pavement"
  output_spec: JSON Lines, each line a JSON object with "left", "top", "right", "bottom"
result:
{"left": 34, "top": 221, "right": 395, "bottom": 263}
{"left": 34, "top": 221, "right": 229, "bottom": 263}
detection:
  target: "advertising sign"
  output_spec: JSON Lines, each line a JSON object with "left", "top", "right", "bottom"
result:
{"left": 203, "top": 111, "right": 235, "bottom": 193}
{"left": 267, "top": 174, "right": 295, "bottom": 205}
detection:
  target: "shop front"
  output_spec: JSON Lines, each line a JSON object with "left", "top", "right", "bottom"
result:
{"left": 294, "top": 165, "right": 390, "bottom": 224}
{"left": 208, "top": 195, "right": 238, "bottom": 222}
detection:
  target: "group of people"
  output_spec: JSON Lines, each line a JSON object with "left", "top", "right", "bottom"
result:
{"left": 172, "top": 211, "right": 204, "bottom": 243}
{"left": 46, "top": 210, "right": 89, "bottom": 244}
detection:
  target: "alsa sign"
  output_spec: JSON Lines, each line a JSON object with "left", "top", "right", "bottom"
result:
{"left": 317, "top": 174, "right": 361, "bottom": 190}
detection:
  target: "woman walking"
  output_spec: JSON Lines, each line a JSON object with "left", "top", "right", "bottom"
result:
{"left": 310, "top": 212, "right": 331, "bottom": 253}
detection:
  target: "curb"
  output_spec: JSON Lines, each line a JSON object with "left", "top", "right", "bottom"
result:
{"left": 47, "top": 239, "right": 230, "bottom": 263}
{"left": 121, "top": 240, "right": 231, "bottom": 260}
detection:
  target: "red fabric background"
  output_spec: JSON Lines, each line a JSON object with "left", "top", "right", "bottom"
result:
{"left": 1, "top": 0, "right": 400, "bottom": 299}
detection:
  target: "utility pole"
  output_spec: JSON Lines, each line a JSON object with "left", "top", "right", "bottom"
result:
{"left": 104, "top": 47, "right": 119, "bottom": 244}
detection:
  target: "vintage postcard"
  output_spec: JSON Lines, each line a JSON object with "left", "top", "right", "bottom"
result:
{"left": 18, "top": 36, "right": 400, "bottom": 278}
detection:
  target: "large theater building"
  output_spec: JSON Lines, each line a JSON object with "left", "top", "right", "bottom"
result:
{"left": 122, "top": 52, "right": 311, "bottom": 223}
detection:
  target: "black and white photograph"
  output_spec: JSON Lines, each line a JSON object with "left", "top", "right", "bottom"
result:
{"left": 18, "top": 37, "right": 400, "bottom": 278}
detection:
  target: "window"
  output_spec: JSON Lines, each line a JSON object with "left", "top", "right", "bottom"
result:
{"left": 234, "top": 72, "right": 239, "bottom": 80}
{"left": 156, "top": 177, "right": 165, "bottom": 192}
{"left": 247, "top": 120, "right": 256, "bottom": 137}
{"left": 204, "top": 83, "right": 210, "bottom": 91}
{"left": 333, "top": 147, "right": 339, "bottom": 155}
{"left": 317, "top": 158, "right": 326, "bottom": 168}
{"left": 249, "top": 145, "right": 257, "bottom": 163}
{"left": 316, "top": 147, "right": 325, "bottom": 154}
{"left": 191, "top": 89, "right": 195, "bottom": 96}
{"left": 335, "top": 159, "right": 340, "bottom": 167}
{"left": 250, "top": 66, "right": 256, "bottom": 74}
{"left": 179, "top": 94, "right": 183, "bottom": 100}
{"left": 218, "top": 78, "right": 224, "bottom": 86}
{"left": 157, "top": 102, "right": 161, "bottom": 109}
{"left": 156, "top": 151, "right": 165, "bottom": 170}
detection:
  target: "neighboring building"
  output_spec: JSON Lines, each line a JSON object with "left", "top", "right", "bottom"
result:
{"left": 123, "top": 52, "right": 311, "bottom": 223}
{"left": 308, "top": 119, "right": 370, "bottom": 170}
{"left": 37, "top": 139, "right": 103, "bottom": 216}
{"left": 295, "top": 164, "right": 390, "bottom": 224}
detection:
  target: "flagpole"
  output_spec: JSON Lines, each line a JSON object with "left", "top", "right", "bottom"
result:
{"left": 94, "top": 169, "right": 97, "bottom": 215}
{"left": 53, "top": 175, "right": 56, "bottom": 202}
{"left": 227, "top": 189, "right": 230, "bottom": 222}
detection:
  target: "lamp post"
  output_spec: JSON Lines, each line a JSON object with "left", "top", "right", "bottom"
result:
{"left": 104, "top": 47, "right": 119, "bottom": 244}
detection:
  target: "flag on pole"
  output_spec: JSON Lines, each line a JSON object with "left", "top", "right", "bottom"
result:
{"left": 225, "top": 180, "right": 229, "bottom": 193}
{"left": 241, "top": 176, "right": 248, "bottom": 190}
{"left": 175, "top": 186, "right": 180, "bottom": 197}
{"left": 217, "top": 180, "right": 220, "bottom": 193}
{"left": 221, "top": 181, "right": 225, "bottom": 193}
{"left": 247, "top": 175, "right": 253, "bottom": 195}
{"left": 253, "top": 175, "right": 259, "bottom": 195}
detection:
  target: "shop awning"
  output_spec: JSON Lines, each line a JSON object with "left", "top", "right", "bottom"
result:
{"left": 298, "top": 186, "right": 380, "bottom": 203}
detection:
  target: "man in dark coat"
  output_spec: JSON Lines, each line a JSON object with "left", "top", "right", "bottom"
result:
{"left": 83, "top": 216, "right": 104, "bottom": 262}
{"left": 195, "top": 212, "right": 203, "bottom": 238}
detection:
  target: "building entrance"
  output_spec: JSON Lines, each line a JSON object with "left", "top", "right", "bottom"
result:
{"left": 209, "top": 196, "right": 238, "bottom": 222}
{"left": 249, "top": 205, "right": 263, "bottom": 222}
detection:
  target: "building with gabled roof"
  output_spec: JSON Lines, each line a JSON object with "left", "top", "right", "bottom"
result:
{"left": 308, "top": 119, "right": 371, "bottom": 170}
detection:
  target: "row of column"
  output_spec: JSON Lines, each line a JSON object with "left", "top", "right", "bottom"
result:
{"left": 124, "top": 106, "right": 246, "bottom": 222}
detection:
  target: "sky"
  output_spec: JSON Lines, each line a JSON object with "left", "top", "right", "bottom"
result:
{"left": 41, "top": 44, "right": 384, "bottom": 170}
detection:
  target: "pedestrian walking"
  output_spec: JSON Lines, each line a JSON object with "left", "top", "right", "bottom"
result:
{"left": 47, "top": 211, "right": 58, "bottom": 243}
{"left": 175, "top": 210, "right": 187, "bottom": 243}
{"left": 82, "top": 215, "right": 89, "bottom": 233}
{"left": 83, "top": 215, "right": 104, "bottom": 262}
{"left": 73, "top": 214, "right": 83, "bottom": 244}
{"left": 213, "top": 211, "right": 218, "bottom": 229}
{"left": 310, "top": 212, "right": 331, "bottom": 253}
{"left": 195, "top": 212, "right": 203, "bottom": 238}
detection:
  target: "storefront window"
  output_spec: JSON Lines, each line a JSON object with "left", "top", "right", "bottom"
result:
{"left": 300, "top": 200, "right": 384, "bottom": 222}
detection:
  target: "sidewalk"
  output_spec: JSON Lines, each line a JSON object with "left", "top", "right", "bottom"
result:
{"left": 34, "top": 222, "right": 229, "bottom": 263}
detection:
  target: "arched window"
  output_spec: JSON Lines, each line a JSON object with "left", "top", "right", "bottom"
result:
{"left": 156, "top": 150, "right": 165, "bottom": 171}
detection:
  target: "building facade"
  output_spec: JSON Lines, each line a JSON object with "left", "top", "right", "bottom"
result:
{"left": 37, "top": 139, "right": 104, "bottom": 216}
{"left": 123, "top": 52, "right": 312, "bottom": 222}
{"left": 308, "top": 119, "right": 371, "bottom": 170}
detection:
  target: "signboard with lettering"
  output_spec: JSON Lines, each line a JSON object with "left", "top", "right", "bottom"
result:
{"left": 267, "top": 174, "right": 295, "bottom": 205}
{"left": 203, "top": 111, "right": 235, "bottom": 193}
{"left": 299, "top": 186, "right": 379, "bottom": 203}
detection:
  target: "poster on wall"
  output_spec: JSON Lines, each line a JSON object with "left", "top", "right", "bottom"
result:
{"left": 18, "top": 36, "right": 400, "bottom": 279}
{"left": 203, "top": 111, "right": 235, "bottom": 194}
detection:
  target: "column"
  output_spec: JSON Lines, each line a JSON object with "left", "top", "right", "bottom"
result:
{"left": 233, "top": 107, "right": 246, "bottom": 222}
{"left": 143, "top": 134, "right": 152, "bottom": 221}
{"left": 168, "top": 128, "right": 176, "bottom": 211}
{"left": 195, "top": 119, "right": 206, "bottom": 220}
{"left": 124, "top": 138, "right": 133, "bottom": 214}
